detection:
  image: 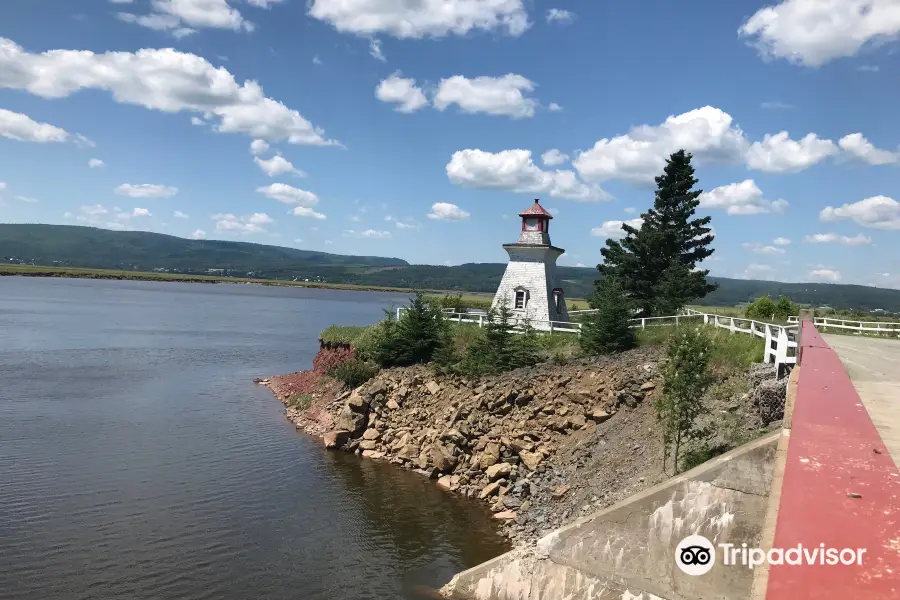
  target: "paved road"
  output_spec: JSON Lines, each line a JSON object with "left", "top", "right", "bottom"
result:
{"left": 822, "top": 334, "right": 900, "bottom": 467}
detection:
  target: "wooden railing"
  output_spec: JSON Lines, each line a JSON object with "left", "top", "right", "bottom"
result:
{"left": 786, "top": 315, "right": 900, "bottom": 336}
{"left": 395, "top": 306, "right": 798, "bottom": 371}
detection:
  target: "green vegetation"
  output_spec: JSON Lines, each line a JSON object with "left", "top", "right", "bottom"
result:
{"left": 450, "top": 304, "right": 540, "bottom": 377}
{"left": 636, "top": 324, "right": 765, "bottom": 370}
{"left": 597, "top": 150, "right": 716, "bottom": 316}
{"left": 327, "top": 360, "right": 380, "bottom": 389}
{"left": 5, "top": 224, "right": 900, "bottom": 313}
{"left": 744, "top": 296, "right": 798, "bottom": 322}
{"left": 286, "top": 393, "right": 314, "bottom": 411}
{"left": 655, "top": 327, "right": 713, "bottom": 474}
{"left": 580, "top": 278, "right": 636, "bottom": 355}
{"left": 369, "top": 292, "right": 448, "bottom": 367}
{"left": 319, "top": 325, "right": 373, "bottom": 346}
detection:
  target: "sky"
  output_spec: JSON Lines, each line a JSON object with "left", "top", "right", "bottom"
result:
{"left": 1, "top": 0, "right": 899, "bottom": 288}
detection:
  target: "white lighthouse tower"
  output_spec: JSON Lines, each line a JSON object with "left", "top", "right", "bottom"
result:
{"left": 491, "top": 199, "right": 570, "bottom": 330}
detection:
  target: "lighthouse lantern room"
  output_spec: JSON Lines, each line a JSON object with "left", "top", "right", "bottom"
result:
{"left": 490, "top": 199, "right": 570, "bottom": 330}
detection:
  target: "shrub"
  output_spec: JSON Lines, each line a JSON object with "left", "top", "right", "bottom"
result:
{"left": 287, "top": 393, "right": 314, "bottom": 411}
{"left": 327, "top": 360, "right": 379, "bottom": 389}
{"left": 458, "top": 303, "right": 539, "bottom": 377}
{"left": 655, "top": 326, "right": 713, "bottom": 474}
{"left": 580, "top": 278, "right": 636, "bottom": 355}
{"left": 370, "top": 292, "right": 448, "bottom": 367}
{"left": 773, "top": 296, "right": 798, "bottom": 321}
{"left": 745, "top": 297, "right": 776, "bottom": 321}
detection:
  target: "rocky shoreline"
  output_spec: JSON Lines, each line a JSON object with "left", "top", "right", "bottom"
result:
{"left": 259, "top": 342, "right": 786, "bottom": 545}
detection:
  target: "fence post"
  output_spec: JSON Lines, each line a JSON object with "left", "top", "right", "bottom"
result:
{"left": 641, "top": 318, "right": 646, "bottom": 329}
{"left": 457, "top": 313, "right": 462, "bottom": 323}
{"left": 550, "top": 321, "right": 555, "bottom": 334}
{"left": 396, "top": 307, "right": 402, "bottom": 320}
{"left": 729, "top": 317, "right": 736, "bottom": 334}
{"left": 675, "top": 315, "right": 680, "bottom": 326}
{"left": 704, "top": 314, "right": 709, "bottom": 325}
{"left": 775, "top": 327, "right": 789, "bottom": 374}
{"left": 478, "top": 315, "right": 484, "bottom": 328}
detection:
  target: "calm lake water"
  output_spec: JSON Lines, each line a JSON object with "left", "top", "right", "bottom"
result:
{"left": 0, "top": 277, "right": 508, "bottom": 600}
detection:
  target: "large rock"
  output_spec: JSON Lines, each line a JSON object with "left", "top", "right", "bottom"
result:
{"left": 335, "top": 407, "right": 367, "bottom": 435}
{"left": 430, "top": 443, "right": 458, "bottom": 473}
{"left": 437, "top": 475, "right": 453, "bottom": 490}
{"left": 358, "top": 439, "right": 378, "bottom": 450}
{"left": 426, "top": 380, "right": 441, "bottom": 395}
{"left": 479, "top": 481, "right": 502, "bottom": 499}
{"left": 590, "top": 407, "right": 613, "bottom": 423}
{"left": 485, "top": 462, "right": 512, "bottom": 481}
{"left": 362, "top": 428, "right": 381, "bottom": 441}
{"left": 323, "top": 430, "right": 350, "bottom": 449}
{"left": 386, "top": 398, "right": 401, "bottom": 410}
{"left": 478, "top": 442, "right": 500, "bottom": 469}
{"left": 519, "top": 451, "right": 543, "bottom": 471}
{"left": 347, "top": 389, "right": 369, "bottom": 412}
{"left": 368, "top": 379, "right": 387, "bottom": 397}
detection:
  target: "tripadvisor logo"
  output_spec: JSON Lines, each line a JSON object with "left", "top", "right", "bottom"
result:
{"left": 675, "top": 535, "right": 867, "bottom": 575}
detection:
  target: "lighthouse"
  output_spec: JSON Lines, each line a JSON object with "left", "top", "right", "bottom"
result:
{"left": 491, "top": 199, "right": 570, "bottom": 330}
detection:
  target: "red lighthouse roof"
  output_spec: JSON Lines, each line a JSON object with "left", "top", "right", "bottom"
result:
{"left": 518, "top": 199, "right": 553, "bottom": 218}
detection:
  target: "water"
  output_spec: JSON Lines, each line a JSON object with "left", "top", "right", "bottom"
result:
{"left": 0, "top": 278, "right": 509, "bottom": 600}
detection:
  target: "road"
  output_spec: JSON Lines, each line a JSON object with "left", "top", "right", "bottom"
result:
{"left": 822, "top": 334, "right": 900, "bottom": 467}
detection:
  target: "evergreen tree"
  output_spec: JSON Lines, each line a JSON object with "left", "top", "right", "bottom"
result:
{"left": 371, "top": 292, "right": 446, "bottom": 366}
{"left": 581, "top": 278, "right": 636, "bottom": 354}
{"left": 598, "top": 150, "right": 716, "bottom": 316}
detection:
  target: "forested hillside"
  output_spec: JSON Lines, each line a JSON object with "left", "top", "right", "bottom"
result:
{"left": 3, "top": 224, "right": 900, "bottom": 312}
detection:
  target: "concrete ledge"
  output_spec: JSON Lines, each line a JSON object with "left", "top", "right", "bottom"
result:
{"left": 443, "top": 431, "right": 780, "bottom": 600}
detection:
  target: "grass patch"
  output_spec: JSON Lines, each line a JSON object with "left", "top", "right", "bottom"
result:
{"left": 327, "top": 359, "right": 379, "bottom": 389}
{"left": 319, "top": 325, "right": 372, "bottom": 346}
{"left": 286, "top": 393, "right": 314, "bottom": 410}
{"left": 637, "top": 324, "right": 764, "bottom": 371}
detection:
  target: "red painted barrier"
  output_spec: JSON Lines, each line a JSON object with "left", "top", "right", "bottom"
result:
{"left": 766, "top": 321, "right": 900, "bottom": 599}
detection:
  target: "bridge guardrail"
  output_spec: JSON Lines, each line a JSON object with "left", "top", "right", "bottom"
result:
{"left": 786, "top": 315, "right": 900, "bottom": 336}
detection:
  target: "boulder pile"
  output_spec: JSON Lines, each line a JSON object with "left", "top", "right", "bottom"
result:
{"left": 319, "top": 348, "right": 664, "bottom": 525}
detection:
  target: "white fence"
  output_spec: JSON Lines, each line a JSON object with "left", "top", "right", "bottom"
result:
{"left": 786, "top": 316, "right": 900, "bottom": 336}
{"left": 396, "top": 305, "right": 798, "bottom": 371}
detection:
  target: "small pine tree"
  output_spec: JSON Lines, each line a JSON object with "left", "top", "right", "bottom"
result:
{"left": 597, "top": 150, "right": 716, "bottom": 316}
{"left": 655, "top": 326, "right": 712, "bottom": 474}
{"left": 510, "top": 316, "right": 540, "bottom": 369}
{"left": 371, "top": 291, "right": 446, "bottom": 366}
{"left": 581, "top": 278, "right": 636, "bottom": 354}
{"left": 461, "top": 302, "right": 517, "bottom": 376}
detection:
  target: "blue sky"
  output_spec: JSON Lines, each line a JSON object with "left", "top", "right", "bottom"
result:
{"left": 1, "top": 0, "right": 899, "bottom": 287}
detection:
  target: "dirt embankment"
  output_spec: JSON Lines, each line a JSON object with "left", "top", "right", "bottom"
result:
{"left": 261, "top": 344, "right": 785, "bottom": 544}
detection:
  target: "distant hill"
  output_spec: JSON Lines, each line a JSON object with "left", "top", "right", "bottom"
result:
{"left": 0, "top": 225, "right": 408, "bottom": 278}
{"left": 3, "top": 224, "right": 900, "bottom": 313}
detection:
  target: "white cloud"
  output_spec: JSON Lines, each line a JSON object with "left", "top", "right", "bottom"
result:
{"left": 79, "top": 204, "right": 108, "bottom": 217}
{"left": 349, "top": 215, "right": 362, "bottom": 222}
{"left": 257, "top": 183, "right": 319, "bottom": 206}
{"left": 395, "top": 221, "right": 421, "bottom": 230}
{"left": 369, "top": 38, "right": 386, "bottom": 62}
{"left": 375, "top": 74, "right": 428, "bottom": 113}
{"left": 858, "top": 65, "right": 880, "bottom": 72}
{"left": 115, "top": 183, "right": 178, "bottom": 198}
{"left": 803, "top": 232, "right": 872, "bottom": 246}
{"left": 434, "top": 74, "right": 540, "bottom": 118}
{"left": 699, "top": 179, "right": 788, "bottom": 215}
{"left": 291, "top": 206, "right": 327, "bottom": 219}
{"left": 624, "top": 207, "right": 636, "bottom": 214}
{"left": 546, "top": 9, "right": 574, "bottom": 24}
{"left": 773, "top": 237, "right": 791, "bottom": 245}
{"left": 739, "top": 0, "right": 900, "bottom": 67}
{"left": 16, "top": 196, "right": 38, "bottom": 204}
{"left": 541, "top": 149, "right": 569, "bottom": 166}
{"left": 742, "top": 242, "right": 786, "bottom": 255}
{"left": 343, "top": 229, "right": 392, "bottom": 239}
{"left": 0, "top": 108, "right": 70, "bottom": 143}
{"left": 248, "top": 0, "right": 285, "bottom": 8}
{"left": 0, "top": 38, "right": 337, "bottom": 146}
{"left": 761, "top": 101, "right": 793, "bottom": 110}
{"left": 191, "top": 229, "right": 206, "bottom": 239}
{"left": 312, "top": 55, "right": 322, "bottom": 65}
{"left": 133, "top": 207, "right": 152, "bottom": 217}
{"left": 737, "top": 264, "right": 774, "bottom": 280}
{"left": 820, "top": 196, "right": 900, "bottom": 230}
{"left": 213, "top": 213, "right": 269, "bottom": 234}
{"left": 838, "top": 133, "right": 899, "bottom": 165}
{"left": 88, "top": 158, "right": 104, "bottom": 168}
{"left": 117, "top": 0, "right": 253, "bottom": 35}
{"left": 427, "top": 202, "right": 470, "bottom": 221}
{"left": 447, "top": 149, "right": 608, "bottom": 201}
{"left": 548, "top": 102, "right": 563, "bottom": 112}
{"left": 191, "top": 116, "right": 205, "bottom": 126}
{"left": 254, "top": 154, "right": 304, "bottom": 177}
{"left": 573, "top": 106, "right": 749, "bottom": 183}
{"left": 307, "top": 0, "right": 529, "bottom": 39}
{"left": 590, "top": 218, "right": 644, "bottom": 240}
{"left": 250, "top": 138, "right": 270, "bottom": 155}
{"left": 109, "top": 0, "right": 135, "bottom": 4}
{"left": 809, "top": 268, "right": 841, "bottom": 282}
{"left": 745, "top": 132, "right": 838, "bottom": 172}
{"left": 174, "top": 210, "right": 189, "bottom": 218}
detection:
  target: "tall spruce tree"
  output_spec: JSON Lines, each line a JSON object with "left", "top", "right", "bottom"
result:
{"left": 598, "top": 150, "right": 716, "bottom": 316}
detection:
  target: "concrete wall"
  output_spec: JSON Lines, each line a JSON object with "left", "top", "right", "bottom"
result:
{"left": 443, "top": 432, "right": 780, "bottom": 600}
{"left": 491, "top": 245, "right": 569, "bottom": 329}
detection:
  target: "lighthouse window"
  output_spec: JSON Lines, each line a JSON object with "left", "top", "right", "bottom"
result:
{"left": 514, "top": 290, "right": 527, "bottom": 309}
{"left": 524, "top": 218, "right": 538, "bottom": 231}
